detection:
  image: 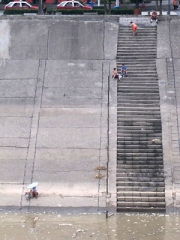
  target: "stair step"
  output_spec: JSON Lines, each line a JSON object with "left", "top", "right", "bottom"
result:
{"left": 117, "top": 207, "right": 165, "bottom": 212}
{"left": 117, "top": 196, "right": 165, "bottom": 202}
{"left": 117, "top": 186, "right": 165, "bottom": 191}
{"left": 117, "top": 99, "right": 160, "bottom": 102}
{"left": 117, "top": 161, "right": 163, "bottom": 165}
{"left": 117, "top": 169, "right": 164, "bottom": 174}
{"left": 117, "top": 150, "right": 163, "bottom": 154}
{"left": 117, "top": 176, "right": 164, "bottom": 181}
{"left": 117, "top": 182, "right": 164, "bottom": 187}
{"left": 117, "top": 127, "right": 161, "bottom": 131}
{"left": 117, "top": 190, "right": 164, "bottom": 195}
{"left": 117, "top": 148, "right": 162, "bottom": 152}
{"left": 117, "top": 120, "right": 161, "bottom": 124}
{"left": 117, "top": 172, "right": 164, "bottom": 177}
{"left": 116, "top": 56, "right": 156, "bottom": 59}
{"left": 117, "top": 146, "right": 162, "bottom": 150}
{"left": 117, "top": 164, "right": 163, "bottom": 169}
{"left": 117, "top": 118, "right": 161, "bottom": 121}
{"left": 118, "top": 76, "right": 158, "bottom": 79}
{"left": 117, "top": 202, "right": 165, "bottom": 207}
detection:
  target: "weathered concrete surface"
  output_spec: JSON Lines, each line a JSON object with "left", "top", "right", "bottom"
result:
{"left": 157, "top": 17, "right": 180, "bottom": 212}
{"left": 0, "top": 15, "right": 118, "bottom": 212}
{"left": 1, "top": 14, "right": 179, "bottom": 213}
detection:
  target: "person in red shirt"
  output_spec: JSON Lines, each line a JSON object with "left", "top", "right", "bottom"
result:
{"left": 130, "top": 21, "right": 138, "bottom": 36}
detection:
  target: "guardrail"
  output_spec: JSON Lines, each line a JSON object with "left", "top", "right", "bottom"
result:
{"left": 141, "top": 11, "right": 177, "bottom": 15}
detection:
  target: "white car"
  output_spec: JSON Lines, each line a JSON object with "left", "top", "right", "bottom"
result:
{"left": 4, "top": 1, "right": 38, "bottom": 10}
{"left": 57, "top": 1, "right": 92, "bottom": 10}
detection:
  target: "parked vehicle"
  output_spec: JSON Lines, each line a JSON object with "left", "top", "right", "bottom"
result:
{"left": 4, "top": 1, "right": 38, "bottom": 10}
{"left": 57, "top": 1, "right": 92, "bottom": 10}
{"left": 58, "top": 0, "right": 95, "bottom": 3}
{"left": 14, "top": 0, "right": 33, "bottom": 3}
{"left": 44, "top": 0, "right": 55, "bottom": 3}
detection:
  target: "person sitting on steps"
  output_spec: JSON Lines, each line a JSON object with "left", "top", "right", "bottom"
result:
{"left": 112, "top": 68, "right": 121, "bottom": 81}
{"left": 120, "top": 64, "right": 127, "bottom": 77}
{"left": 150, "top": 10, "right": 158, "bottom": 23}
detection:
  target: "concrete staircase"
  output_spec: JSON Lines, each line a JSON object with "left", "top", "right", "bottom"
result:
{"left": 116, "top": 25, "right": 165, "bottom": 212}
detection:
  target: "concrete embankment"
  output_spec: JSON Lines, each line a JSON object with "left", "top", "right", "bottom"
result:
{"left": 0, "top": 14, "right": 180, "bottom": 213}
{"left": 0, "top": 15, "right": 118, "bottom": 212}
{"left": 157, "top": 18, "right": 180, "bottom": 212}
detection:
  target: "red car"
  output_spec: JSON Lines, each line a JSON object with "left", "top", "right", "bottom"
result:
{"left": 58, "top": 0, "right": 95, "bottom": 2}
{"left": 5, "top": 1, "right": 38, "bottom": 10}
{"left": 45, "top": 0, "right": 55, "bottom": 3}
{"left": 13, "top": 0, "right": 33, "bottom": 3}
{"left": 57, "top": 0, "right": 92, "bottom": 10}
{"left": 44, "top": 0, "right": 95, "bottom": 3}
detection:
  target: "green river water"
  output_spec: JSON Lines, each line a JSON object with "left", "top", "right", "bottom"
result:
{"left": 0, "top": 211, "right": 180, "bottom": 240}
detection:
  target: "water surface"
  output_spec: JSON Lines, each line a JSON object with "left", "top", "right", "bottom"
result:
{"left": 0, "top": 211, "right": 180, "bottom": 239}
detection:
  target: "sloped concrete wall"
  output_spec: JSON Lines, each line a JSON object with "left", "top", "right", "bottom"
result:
{"left": 0, "top": 15, "right": 118, "bottom": 212}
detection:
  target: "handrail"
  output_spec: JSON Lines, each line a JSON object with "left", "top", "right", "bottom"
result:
{"left": 106, "top": 73, "right": 110, "bottom": 218}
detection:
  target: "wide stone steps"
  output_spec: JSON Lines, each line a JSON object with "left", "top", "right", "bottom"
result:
{"left": 120, "top": 68, "right": 157, "bottom": 71}
{"left": 117, "top": 102, "right": 160, "bottom": 107}
{"left": 117, "top": 127, "right": 161, "bottom": 131}
{"left": 117, "top": 55, "right": 156, "bottom": 59}
{"left": 118, "top": 133, "right": 161, "bottom": 138}
{"left": 118, "top": 141, "right": 162, "bottom": 149}
{"left": 117, "top": 165, "right": 164, "bottom": 171}
{"left": 117, "top": 50, "right": 156, "bottom": 54}
{"left": 117, "top": 172, "right": 164, "bottom": 177}
{"left": 117, "top": 113, "right": 161, "bottom": 117}
{"left": 117, "top": 190, "right": 164, "bottom": 195}
{"left": 117, "top": 121, "right": 161, "bottom": 124}
{"left": 118, "top": 83, "right": 159, "bottom": 87}
{"left": 117, "top": 186, "right": 165, "bottom": 191}
{"left": 117, "top": 95, "right": 160, "bottom": 99}
{"left": 119, "top": 77, "right": 158, "bottom": 81}
{"left": 118, "top": 147, "right": 162, "bottom": 152}
{"left": 117, "top": 181, "right": 164, "bottom": 187}
{"left": 118, "top": 40, "right": 156, "bottom": 44}
{"left": 117, "top": 143, "right": 162, "bottom": 148}
{"left": 117, "top": 120, "right": 161, "bottom": 124}
{"left": 117, "top": 52, "right": 156, "bottom": 56}
{"left": 117, "top": 46, "right": 156, "bottom": 50}
{"left": 117, "top": 60, "right": 156, "bottom": 63}
{"left": 117, "top": 207, "right": 165, "bottom": 212}
{"left": 116, "top": 24, "right": 165, "bottom": 212}
{"left": 117, "top": 157, "right": 163, "bottom": 162}
{"left": 118, "top": 35, "right": 156, "bottom": 39}
{"left": 118, "top": 88, "right": 159, "bottom": 93}
{"left": 117, "top": 98, "right": 159, "bottom": 102}
{"left": 117, "top": 168, "right": 163, "bottom": 173}
{"left": 117, "top": 113, "right": 161, "bottom": 118}
{"left": 117, "top": 105, "right": 160, "bottom": 109}
{"left": 117, "top": 144, "right": 162, "bottom": 149}
{"left": 120, "top": 74, "right": 157, "bottom": 78}
{"left": 117, "top": 174, "right": 164, "bottom": 180}
{"left": 117, "top": 203, "right": 165, "bottom": 212}
{"left": 116, "top": 61, "right": 156, "bottom": 65}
